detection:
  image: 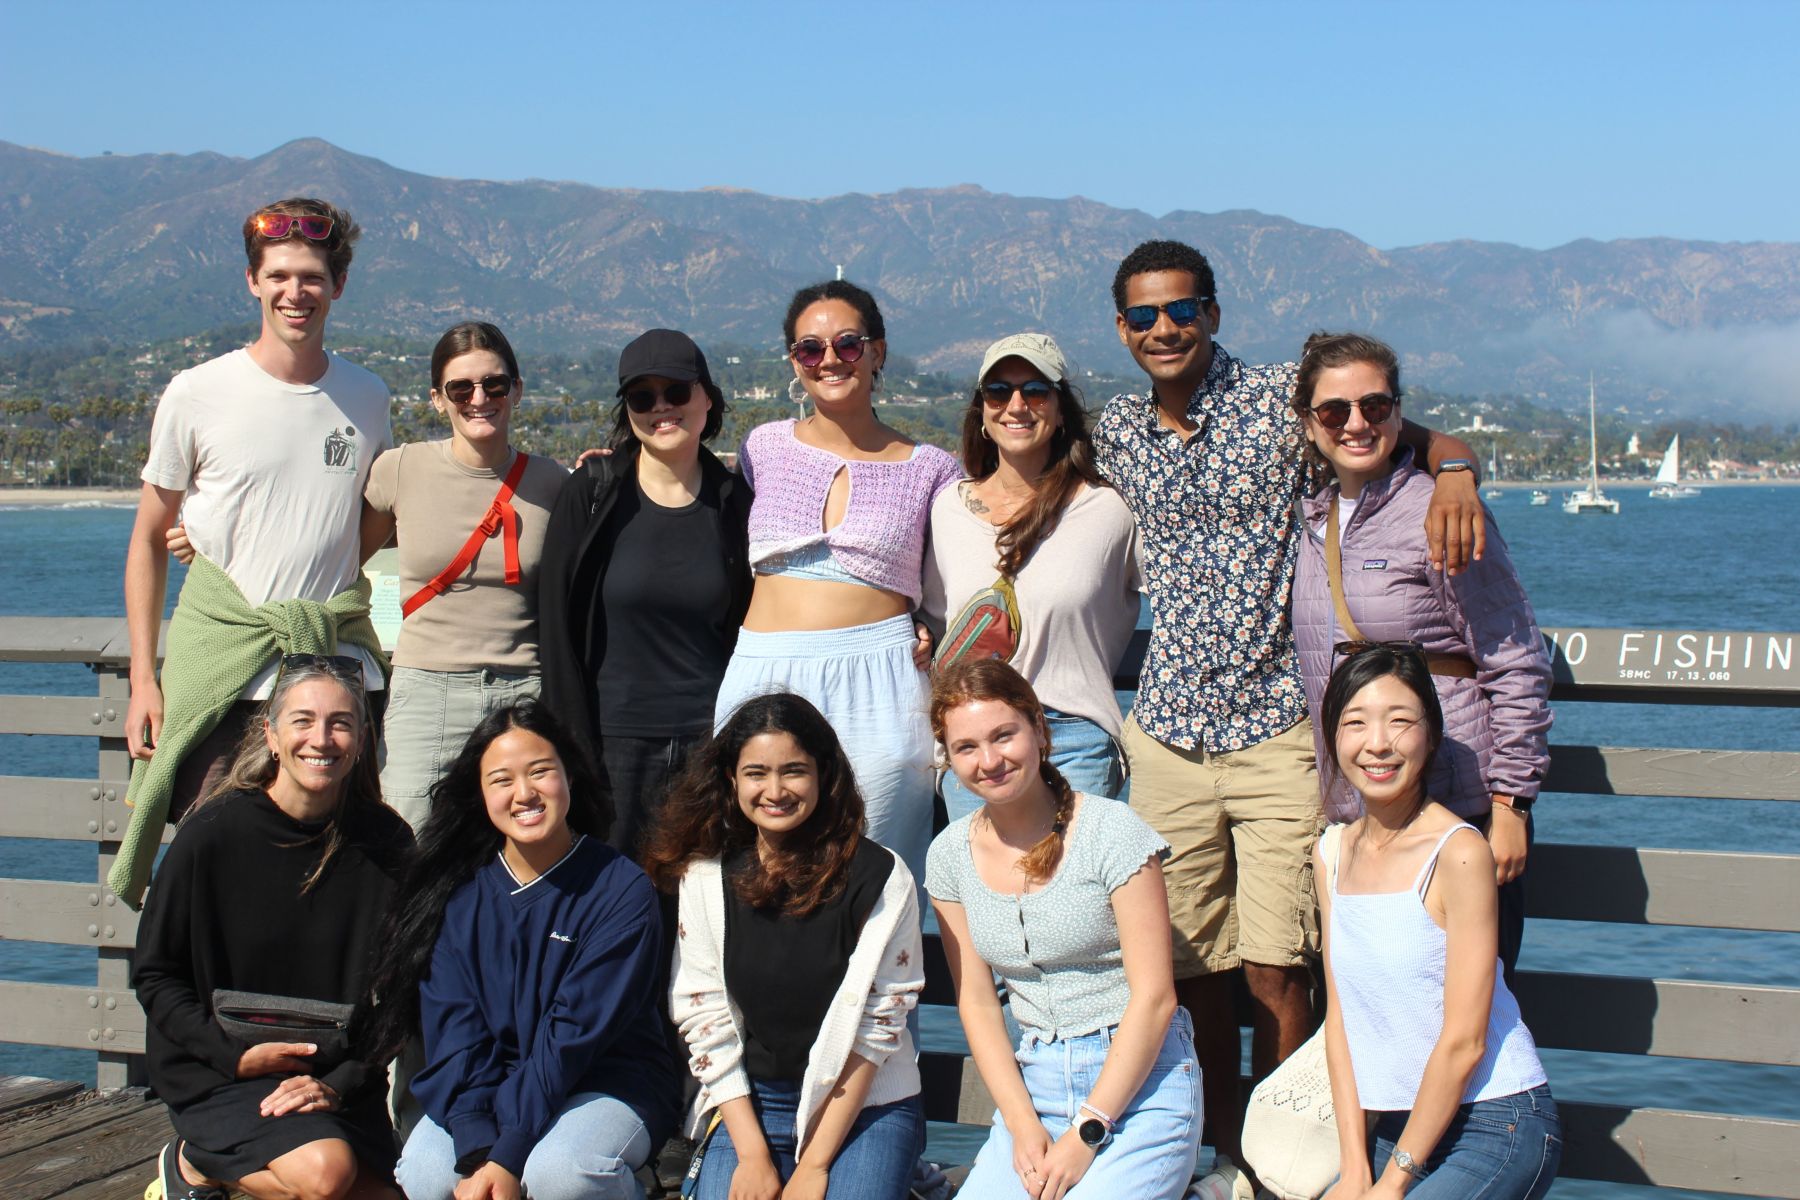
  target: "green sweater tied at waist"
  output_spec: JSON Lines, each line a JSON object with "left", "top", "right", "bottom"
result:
{"left": 108, "top": 555, "right": 389, "bottom": 909}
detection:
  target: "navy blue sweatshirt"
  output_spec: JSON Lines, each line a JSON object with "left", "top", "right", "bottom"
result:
{"left": 410, "top": 836, "right": 679, "bottom": 1175}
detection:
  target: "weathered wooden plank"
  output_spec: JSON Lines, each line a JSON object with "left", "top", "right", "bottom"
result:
{"left": 0, "top": 1079, "right": 84, "bottom": 1121}
{"left": 0, "top": 697, "right": 126, "bottom": 738}
{"left": 0, "top": 1084, "right": 158, "bottom": 1158}
{"left": 1559, "top": 1101, "right": 1800, "bottom": 1196}
{"left": 56, "top": 1159, "right": 166, "bottom": 1200}
{"left": 0, "top": 618, "right": 135, "bottom": 666}
{"left": 1544, "top": 745, "right": 1800, "bottom": 802}
{"left": 1528, "top": 845, "right": 1800, "bottom": 932}
{"left": 0, "top": 881, "right": 140, "bottom": 948}
{"left": 0, "top": 779, "right": 131, "bottom": 841}
{"left": 0, "top": 984, "right": 144, "bottom": 1056}
{"left": 0, "top": 1091, "right": 171, "bottom": 1199}
{"left": 1514, "top": 972, "right": 1800, "bottom": 1065}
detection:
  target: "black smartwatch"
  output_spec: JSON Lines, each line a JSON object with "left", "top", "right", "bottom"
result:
{"left": 1078, "top": 1117, "right": 1111, "bottom": 1150}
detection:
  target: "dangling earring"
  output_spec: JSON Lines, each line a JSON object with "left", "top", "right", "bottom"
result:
{"left": 787, "top": 377, "right": 809, "bottom": 406}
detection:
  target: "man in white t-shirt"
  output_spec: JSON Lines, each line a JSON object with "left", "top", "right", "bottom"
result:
{"left": 123, "top": 197, "right": 393, "bottom": 815}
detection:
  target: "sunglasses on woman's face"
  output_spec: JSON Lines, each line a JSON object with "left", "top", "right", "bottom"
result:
{"left": 980, "top": 380, "right": 1057, "bottom": 408}
{"left": 440, "top": 375, "right": 516, "bottom": 405}
{"left": 789, "top": 333, "right": 871, "bottom": 369}
{"left": 1310, "top": 393, "right": 1398, "bottom": 429}
{"left": 252, "top": 213, "right": 334, "bottom": 241}
{"left": 624, "top": 382, "right": 696, "bottom": 413}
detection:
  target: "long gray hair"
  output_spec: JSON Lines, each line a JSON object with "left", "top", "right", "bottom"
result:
{"left": 206, "top": 663, "right": 384, "bottom": 894}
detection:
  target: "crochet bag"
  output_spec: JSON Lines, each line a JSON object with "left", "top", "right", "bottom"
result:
{"left": 1240, "top": 825, "right": 1344, "bottom": 1199}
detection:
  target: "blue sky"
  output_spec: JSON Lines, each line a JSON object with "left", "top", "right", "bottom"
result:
{"left": 4, "top": 0, "right": 1796, "bottom": 250}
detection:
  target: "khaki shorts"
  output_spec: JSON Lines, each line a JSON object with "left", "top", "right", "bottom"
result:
{"left": 1123, "top": 713, "right": 1323, "bottom": 978}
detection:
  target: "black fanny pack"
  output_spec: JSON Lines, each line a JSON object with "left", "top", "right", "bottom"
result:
{"left": 212, "top": 989, "right": 355, "bottom": 1070}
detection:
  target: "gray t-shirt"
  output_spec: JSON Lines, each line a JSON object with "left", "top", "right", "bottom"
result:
{"left": 925, "top": 795, "right": 1169, "bottom": 1037}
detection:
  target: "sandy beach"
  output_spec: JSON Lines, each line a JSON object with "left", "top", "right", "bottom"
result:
{"left": 0, "top": 487, "right": 140, "bottom": 507}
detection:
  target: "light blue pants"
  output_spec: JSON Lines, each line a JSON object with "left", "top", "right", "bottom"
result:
{"left": 396, "top": 1092, "right": 651, "bottom": 1200}
{"left": 379, "top": 665, "right": 540, "bottom": 830}
{"left": 960, "top": 1008, "right": 1201, "bottom": 1199}
{"left": 714, "top": 615, "right": 933, "bottom": 883}
{"left": 940, "top": 706, "right": 1126, "bottom": 823}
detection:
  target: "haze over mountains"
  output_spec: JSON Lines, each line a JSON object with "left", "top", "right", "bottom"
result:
{"left": 2, "top": 138, "right": 1796, "bottom": 415}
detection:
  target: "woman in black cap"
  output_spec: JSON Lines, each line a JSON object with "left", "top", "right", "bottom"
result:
{"left": 538, "top": 329, "right": 753, "bottom": 855}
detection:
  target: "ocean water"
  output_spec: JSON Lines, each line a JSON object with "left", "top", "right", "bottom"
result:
{"left": 1, "top": 489, "right": 1795, "bottom": 1197}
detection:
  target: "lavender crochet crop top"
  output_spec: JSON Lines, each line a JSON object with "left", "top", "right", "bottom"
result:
{"left": 738, "top": 420, "right": 962, "bottom": 605}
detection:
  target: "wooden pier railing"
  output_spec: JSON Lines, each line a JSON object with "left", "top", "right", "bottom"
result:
{"left": 2, "top": 618, "right": 1797, "bottom": 1196}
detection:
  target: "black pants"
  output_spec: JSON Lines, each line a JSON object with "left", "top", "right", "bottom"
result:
{"left": 598, "top": 731, "right": 708, "bottom": 858}
{"left": 1475, "top": 809, "right": 1534, "bottom": 989}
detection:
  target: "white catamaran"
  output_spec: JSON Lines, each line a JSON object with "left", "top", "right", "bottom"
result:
{"left": 1563, "top": 377, "right": 1620, "bottom": 514}
{"left": 1649, "top": 433, "right": 1702, "bottom": 499}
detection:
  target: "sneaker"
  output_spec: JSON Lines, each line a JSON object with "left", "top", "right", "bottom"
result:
{"left": 151, "top": 1141, "right": 228, "bottom": 1200}
{"left": 1187, "top": 1153, "right": 1255, "bottom": 1200}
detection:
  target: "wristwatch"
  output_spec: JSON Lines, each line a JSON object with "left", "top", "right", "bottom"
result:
{"left": 1391, "top": 1148, "right": 1425, "bottom": 1178}
{"left": 1492, "top": 794, "right": 1534, "bottom": 814}
{"left": 1435, "top": 458, "right": 1476, "bottom": 475}
{"left": 1078, "top": 1117, "right": 1111, "bottom": 1150}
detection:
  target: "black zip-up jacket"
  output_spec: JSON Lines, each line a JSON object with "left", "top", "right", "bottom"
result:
{"left": 536, "top": 442, "right": 753, "bottom": 763}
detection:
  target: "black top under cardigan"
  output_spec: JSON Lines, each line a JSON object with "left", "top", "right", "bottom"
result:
{"left": 536, "top": 442, "right": 752, "bottom": 764}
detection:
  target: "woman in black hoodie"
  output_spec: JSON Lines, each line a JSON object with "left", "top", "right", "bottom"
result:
{"left": 537, "top": 329, "right": 752, "bottom": 857}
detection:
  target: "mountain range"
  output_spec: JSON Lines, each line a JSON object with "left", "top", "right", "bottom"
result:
{"left": 2, "top": 138, "right": 1796, "bottom": 415}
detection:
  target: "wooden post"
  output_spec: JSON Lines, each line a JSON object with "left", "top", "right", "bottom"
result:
{"left": 94, "top": 664, "right": 140, "bottom": 1090}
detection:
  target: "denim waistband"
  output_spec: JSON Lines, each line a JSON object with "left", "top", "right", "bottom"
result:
{"left": 730, "top": 613, "right": 916, "bottom": 658}
{"left": 1020, "top": 1005, "right": 1194, "bottom": 1051}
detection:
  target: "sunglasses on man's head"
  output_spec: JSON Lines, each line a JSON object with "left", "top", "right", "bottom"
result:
{"left": 1310, "top": 394, "right": 1398, "bottom": 430}
{"left": 980, "top": 380, "right": 1057, "bottom": 408}
{"left": 252, "top": 213, "right": 334, "bottom": 241}
{"left": 440, "top": 375, "right": 515, "bottom": 405}
{"left": 624, "top": 382, "right": 697, "bottom": 414}
{"left": 789, "top": 333, "right": 871, "bottom": 369}
{"left": 1121, "top": 296, "right": 1213, "bottom": 333}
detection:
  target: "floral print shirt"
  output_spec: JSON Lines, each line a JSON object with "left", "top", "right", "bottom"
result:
{"left": 1093, "top": 345, "right": 1310, "bottom": 752}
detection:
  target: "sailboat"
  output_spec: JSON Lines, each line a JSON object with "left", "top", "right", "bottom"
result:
{"left": 1648, "top": 434, "right": 1702, "bottom": 499}
{"left": 1563, "top": 378, "right": 1620, "bottom": 514}
{"left": 1530, "top": 490, "right": 1550, "bottom": 506}
{"left": 1484, "top": 445, "right": 1503, "bottom": 499}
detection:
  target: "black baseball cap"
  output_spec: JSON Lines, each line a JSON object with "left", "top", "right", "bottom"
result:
{"left": 617, "top": 329, "right": 714, "bottom": 394}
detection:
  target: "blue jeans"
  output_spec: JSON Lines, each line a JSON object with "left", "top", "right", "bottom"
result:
{"left": 960, "top": 1008, "right": 1201, "bottom": 1198}
{"left": 941, "top": 707, "right": 1126, "bottom": 823}
{"left": 1370, "top": 1084, "right": 1562, "bottom": 1198}
{"left": 396, "top": 1092, "right": 651, "bottom": 1200}
{"left": 380, "top": 665, "right": 541, "bottom": 830}
{"left": 691, "top": 1079, "right": 923, "bottom": 1200}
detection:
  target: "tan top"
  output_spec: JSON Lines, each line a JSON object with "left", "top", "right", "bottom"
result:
{"left": 364, "top": 440, "right": 568, "bottom": 672}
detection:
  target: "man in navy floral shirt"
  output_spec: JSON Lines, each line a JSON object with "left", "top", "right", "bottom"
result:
{"left": 1093, "top": 239, "right": 1482, "bottom": 1174}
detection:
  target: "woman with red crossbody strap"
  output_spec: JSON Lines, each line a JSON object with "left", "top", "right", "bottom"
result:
{"left": 359, "top": 322, "right": 569, "bottom": 830}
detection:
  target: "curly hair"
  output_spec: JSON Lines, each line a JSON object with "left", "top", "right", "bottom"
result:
{"left": 1110, "top": 239, "right": 1218, "bottom": 314}
{"left": 640, "top": 693, "right": 865, "bottom": 916}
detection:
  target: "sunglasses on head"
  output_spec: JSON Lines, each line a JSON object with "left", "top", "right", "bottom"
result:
{"left": 252, "top": 213, "right": 334, "bottom": 241}
{"left": 278, "top": 653, "right": 365, "bottom": 686}
{"left": 1334, "top": 639, "right": 1426, "bottom": 659}
{"left": 1122, "top": 296, "right": 1213, "bottom": 333}
{"left": 623, "top": 382, "right": 697, "bottom": 413}
{"left": 789, "top": 333, "right": 871, "bottom": 369}
{"left": 440, "top": 375, "right": 515, "bottom": 405}
{"left": 980, "top": 379, "right": 1057, "bottom": 408}
{"left": 1310, "top": 393, "right": 1398, "bottom": 429}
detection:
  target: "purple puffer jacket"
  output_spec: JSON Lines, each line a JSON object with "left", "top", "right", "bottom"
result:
{"left": 1292, "top": 452, "right": 1553, "bottom": 822}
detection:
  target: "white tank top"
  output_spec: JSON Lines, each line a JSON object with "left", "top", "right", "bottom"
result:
{"left": 1327, "top": 823, "right": 1547, "bottom": 1111}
